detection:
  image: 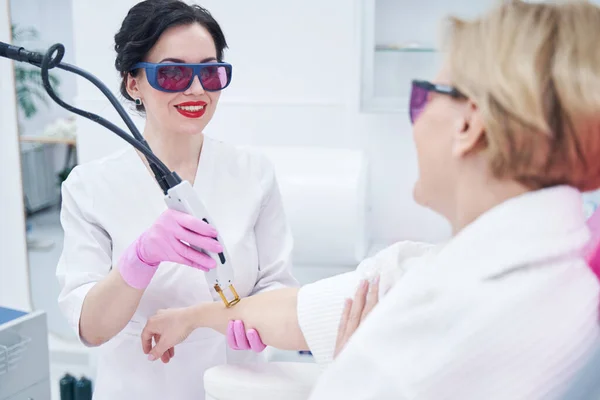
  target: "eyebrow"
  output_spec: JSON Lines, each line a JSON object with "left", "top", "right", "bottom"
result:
{"left": 159, "top": 57, "right": 218, "bottom": 63}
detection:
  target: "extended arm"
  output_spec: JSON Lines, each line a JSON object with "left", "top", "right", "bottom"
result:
{"left": 142, "top": 287, "right": 308, "bottom": 360}
{"left": 142, "top": 241, "right": 438, "bottom": 362}
{"left": 196, "top": 288, "right": 307, "bottom": 350}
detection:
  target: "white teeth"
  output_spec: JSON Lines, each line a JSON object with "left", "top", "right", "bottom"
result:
{"left": 177, "top": 105, "right": 204, "bottom": 112}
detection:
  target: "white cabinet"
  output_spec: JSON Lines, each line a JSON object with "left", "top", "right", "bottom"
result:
{"left": 360, "top": 0, "right": 497, "bottom": 113}
{"left": 0, "top": 309, "right": 51, "bottom": 400}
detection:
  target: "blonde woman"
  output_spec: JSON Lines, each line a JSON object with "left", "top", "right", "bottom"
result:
{"left": 142, "top": 1, "right": 600, "bottom": 398}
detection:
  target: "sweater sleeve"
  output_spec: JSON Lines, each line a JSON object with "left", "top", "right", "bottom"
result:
{"left": 296, "top": 241, "right": 439, "bottom": 367}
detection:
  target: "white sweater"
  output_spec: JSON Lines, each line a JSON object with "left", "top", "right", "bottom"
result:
{"left": 304, "top": 186, "right": 600, "bottom": 400}
{"left": 297, "top": 240, "right": 439, "bottom": 367}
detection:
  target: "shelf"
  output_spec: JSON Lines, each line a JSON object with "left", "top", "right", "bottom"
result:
{"left": 375, "top": 45, "right": 437, "bottom": 53}
{"left": 361, "top": 0, "right": 506, "bottom": 113}
{"left": 19, "top": 136, "right": 76, "bottom": 146}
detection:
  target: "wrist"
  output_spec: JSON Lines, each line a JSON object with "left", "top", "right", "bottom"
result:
{"left": 188, "top": 302, "right": 221, "bottom": 331}
{"left": 118, "top": 238, "right": 158, "bottom": 289}
{"left": 135, "top": 233, "right": 160, "bottom": 267}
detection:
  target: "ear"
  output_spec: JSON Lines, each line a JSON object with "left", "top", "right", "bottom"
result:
{"left": 126, "top": 72, "right": 142, "bottom": 101}
{"left": 451, "top": 100, "right": 486, "bottom": 158}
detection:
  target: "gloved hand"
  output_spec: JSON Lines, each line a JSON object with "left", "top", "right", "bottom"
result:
{"left": 119, "top": 209, "right": 222, "bottom": 289}
{"left": 227, "top": 320, "right": 266, "bottom": 352}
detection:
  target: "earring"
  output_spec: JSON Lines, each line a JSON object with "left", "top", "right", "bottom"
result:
{"left": 134, "top": 98, "right": 142, "bottom": 106}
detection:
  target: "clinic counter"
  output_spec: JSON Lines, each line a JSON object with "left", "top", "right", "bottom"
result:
{"left": 0, "top": 307, "right": 51, "bottom": 399}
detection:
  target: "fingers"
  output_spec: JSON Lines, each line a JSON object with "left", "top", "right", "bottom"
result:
{"left": 157, "top": 335, "right": 170, "bottom": 363}
{"left": 141, "top": 324, "right": 155, "bottom": 355}
{"left": 160, "top": 347, "right": 173, "bottom": 363}
{"left": 148, "top": 335, "right": 170, "bottom": 362}
{"left": 172, "top": 211, "right": 218, "bottom": 238}
{"left": 175, "top": 226, "right": 223, "bottom": 254}
{"left": 337, "top": 298, "right": 352, "bottom": 341}
{"left": 334, "top": 298, "right": 353, "bottom": 358}
{"left": 143, "top": 318, "right": 170, "bottom": 362}
{"left": 361, "top": 276, "right": 380, "bottom": 321}
{"left": 233, "top": 320, "right": 251, "bottom": 350}
{"left": 247, "top": 329, "right": 266, "bottom": 352}
{"left": 160, "top": 347, "right": 174, "bottom": 363}
{"left": 227, "top": 321, "right": 265, "bottom": 352}
{"left": 346, "top": 280, "right": 369, "bottom": 334}
{"left": 227, "top": 320, "right": 239, "bottom": 350}
{"left": 334, "top": 278, "right": 380, "bottom": 359}
{"left": 172, "top": 239, "right": 217, "bottom": 271}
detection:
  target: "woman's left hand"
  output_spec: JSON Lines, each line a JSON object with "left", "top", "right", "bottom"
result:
{"left": 142, "top": 307, "right": 196, "bottom": 363}
{"left": 334, "top": 277, "right": 380, "bottom": 359}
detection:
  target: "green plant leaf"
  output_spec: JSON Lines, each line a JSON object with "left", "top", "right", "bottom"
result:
{"left": 10, "top": 24, "right": 62, "bottom": 119}
{"left": 57, "top": 166, "right": 75, "bottom": 185}
{"left": 11, "top": 24, "right": 39, "bottom": 42}
{"left": 14, "top": 67, "right": 62, "bottom": 118}
{"left": 16, "top": 86, "right": 39, "bottom": 118}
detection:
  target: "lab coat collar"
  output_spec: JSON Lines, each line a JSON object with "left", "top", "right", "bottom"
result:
{"left": 124, "top": 134, "right": 215, "bottom": 193}
{"left": 433, "top": 186, "right": 590, "bottom": 281}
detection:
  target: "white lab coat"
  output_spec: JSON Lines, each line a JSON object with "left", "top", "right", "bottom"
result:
{"left": 56, "top": 136, "right": 298, "bottom": 400}
{"left": 300, "top": 186, "right": 600, "bottom": 399}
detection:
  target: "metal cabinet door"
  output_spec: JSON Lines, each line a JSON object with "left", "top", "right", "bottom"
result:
{"left": 0, "top": 311, "right": 50, "bottom": 400}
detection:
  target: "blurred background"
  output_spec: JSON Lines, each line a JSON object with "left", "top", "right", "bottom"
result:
{"left": 1, "top": 1, "right": 600, "bottom": 399}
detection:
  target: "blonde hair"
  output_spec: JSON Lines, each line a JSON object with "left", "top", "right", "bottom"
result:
{"left": 444, "top": 0, "right": 600, "bottom": 191}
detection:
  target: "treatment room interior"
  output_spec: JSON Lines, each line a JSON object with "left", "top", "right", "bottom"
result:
{"left": 2, "top": 0, "right": 600, "bottom": 399}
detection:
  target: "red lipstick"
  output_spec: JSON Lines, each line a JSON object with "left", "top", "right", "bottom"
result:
{"left": 174, "top": 101, "right": 207, "bottom": 119}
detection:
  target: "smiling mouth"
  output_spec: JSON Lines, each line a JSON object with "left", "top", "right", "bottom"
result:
{"left": 175, "top": 105, "right": 205, "bottom": 112}
{"left": 174, "top": 102, "right": 207, "bottom": 118}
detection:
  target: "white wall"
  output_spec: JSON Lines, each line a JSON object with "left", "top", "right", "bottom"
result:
{"left": 71, "top": 0, "right": 451, "bottom": 246}
{"left": 0, "top": 0, "right": 31, "bottom": 311}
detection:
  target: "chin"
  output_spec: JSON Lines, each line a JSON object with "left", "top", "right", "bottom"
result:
{"left": 171, "top": 108, "right": 213, "bottom": 134}
{"left": 177, "top": 119, "right": 208, "bottom": 136}
{"left": 412, "top": 180, "right": 425, "bottom": 206}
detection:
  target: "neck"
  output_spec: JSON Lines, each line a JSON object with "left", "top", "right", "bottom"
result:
{"left": 142, "top": 126, "right": 204, "bottom": 175}
{"left": 450, "top": 176, "right": 530, "bottom": 235}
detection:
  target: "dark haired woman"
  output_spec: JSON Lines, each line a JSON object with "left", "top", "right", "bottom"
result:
{"left": 55, "top": 1, "right": 297, "bottom": 398}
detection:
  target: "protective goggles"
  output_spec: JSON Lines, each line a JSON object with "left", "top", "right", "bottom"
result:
{"left": 131, "top": 62, "right": 232, "bottom": 93}
{"left": 409, "top": 80, "right": 465, "bottom": 124}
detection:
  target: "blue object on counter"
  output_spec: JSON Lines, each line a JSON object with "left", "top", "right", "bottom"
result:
{"left": 0, "top": 307, "right": 27, "bottom": 325}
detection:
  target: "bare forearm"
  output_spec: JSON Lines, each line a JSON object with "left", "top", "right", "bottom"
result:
{"left": 192, "top": 288, "right": 308, "bottom": 351}
{"left": 79, "top": 268, "right": 144, "bottom": 346}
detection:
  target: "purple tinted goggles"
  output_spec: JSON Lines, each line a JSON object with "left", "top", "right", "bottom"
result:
{"left": 409, "top": 80, "right": 465, "bottom": 124}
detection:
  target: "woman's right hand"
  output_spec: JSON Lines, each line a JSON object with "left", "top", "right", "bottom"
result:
{"left": 119, "top": 209, "right": 222, "bottom": 289}
{"left": 137, "top": 209, "right": 222, "bottom": 269}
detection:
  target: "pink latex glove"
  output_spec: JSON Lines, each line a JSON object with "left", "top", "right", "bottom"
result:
{"left": 227, "top": 320, "right": 266, "bottom": 352}
{"left": 119, "top": 209, "right": 222, "bottom": 289}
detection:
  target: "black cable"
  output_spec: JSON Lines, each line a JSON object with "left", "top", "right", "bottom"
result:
{"left": 38, "top": 43, "right": 182, "bottom": 192}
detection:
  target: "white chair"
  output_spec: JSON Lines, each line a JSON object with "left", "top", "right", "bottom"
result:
{"left": 246, "top": 146, "right": 370, "bottom": 286}
{"left": 204, "top": 362, "right": 322, "bottom": 400}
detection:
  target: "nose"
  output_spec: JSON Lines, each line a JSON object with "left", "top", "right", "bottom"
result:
{"left": 184, "top": 75, "right": 205, "bottom": 96}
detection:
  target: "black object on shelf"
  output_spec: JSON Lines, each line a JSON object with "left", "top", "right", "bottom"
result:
{"left": 59, "top": 373, "right": 76, "bottom": 400}
{"left": 74, "top": 376, "right": 93, "bottom": 400}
